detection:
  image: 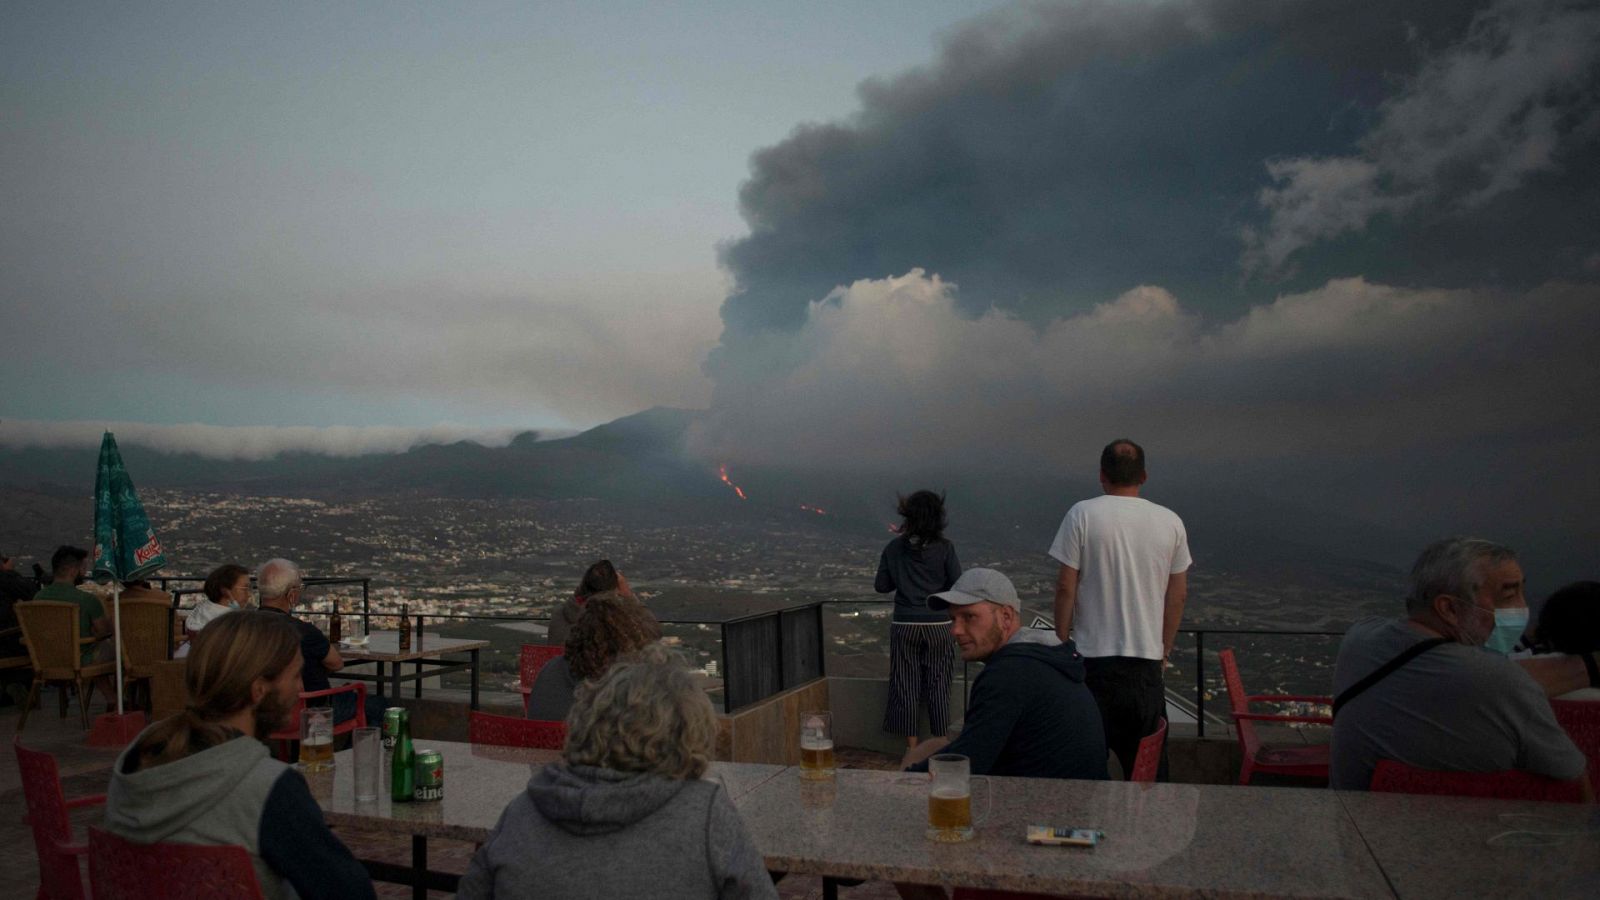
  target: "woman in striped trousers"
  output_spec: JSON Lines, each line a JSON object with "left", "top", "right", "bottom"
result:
{"left": 875, "top": 490, "right": 962, "bottom": 748}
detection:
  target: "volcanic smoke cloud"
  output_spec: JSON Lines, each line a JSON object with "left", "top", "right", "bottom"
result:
{"left": 693, "top": 0, "right": 1600, "bottom": 557}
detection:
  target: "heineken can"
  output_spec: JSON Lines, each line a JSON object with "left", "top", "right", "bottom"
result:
{"left": 413, "top": 749, "right": 444, "bottom": 802}
{"left": 382, "top": 707, "right": 405, "bottom": 751}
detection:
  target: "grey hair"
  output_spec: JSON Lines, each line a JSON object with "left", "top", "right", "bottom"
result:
{"left": 1405, "top": 537, "right": 1518, "bottom": 617}
{"left": 256, "top": 558, "right": 302, "bottom": 601}
{"left": 563, "top": 645, "right": 716, "bottom": 780}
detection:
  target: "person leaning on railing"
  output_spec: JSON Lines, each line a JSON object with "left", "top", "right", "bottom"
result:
{"left": 459, "top": 646, "right": 778, "bottom": 900}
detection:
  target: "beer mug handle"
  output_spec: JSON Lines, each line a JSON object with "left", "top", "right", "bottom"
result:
{"left": 971, "top": 775, "right": 992, "bottom": 826}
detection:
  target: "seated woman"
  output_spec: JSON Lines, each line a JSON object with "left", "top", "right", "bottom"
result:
{"left": 526, "top": 592, "right": 660, "bottom": 720}
{"left": 460, "top": 648, "right": 776, "bottom": 900}
{"left": 176, "top": 563, "right": 251, "bottom": 658}
{"left": 546, "top": 558, "right": 636, "bottom": 646}
{"left": 1533, "top": 581, "right": 1600, "bottom": 700}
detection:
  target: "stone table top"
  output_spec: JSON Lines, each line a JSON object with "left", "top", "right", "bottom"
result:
{"left": 1336, "top": 791, "right": 1600, "bottom": 899}
{"left": 337, "top": 632, "right": 489, "bottom": 662}
{"left": 738, "top": 769, "right": 1394, "bottom": 899}
{"left": 309, "top": 739, "right": 788, "bottom": 843}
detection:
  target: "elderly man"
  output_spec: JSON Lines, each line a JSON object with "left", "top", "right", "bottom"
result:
{"left": 1049, "top": 439, "right": 1190, "bottom": 781}
{"left": 257, "top": 558, "right": 382, "bottom": 726}
{"left": 902, "top": 568, "right": 1107, "bottom": 780}
{"left": 1330, "top": 538, "right": 1590, "bottom": 796}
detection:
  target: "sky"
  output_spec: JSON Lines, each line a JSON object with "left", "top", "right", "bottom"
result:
{"left": 5, "top": 1, "right": 1600, "bottom": 570}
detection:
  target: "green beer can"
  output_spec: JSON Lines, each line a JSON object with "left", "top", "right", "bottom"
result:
{"left": 413, "top": 749, "right": 444, "bottom": 802}
{"left": 382, "top": 707, "right": 405, "bottom": 751}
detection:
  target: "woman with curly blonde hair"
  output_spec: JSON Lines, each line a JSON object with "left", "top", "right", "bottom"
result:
{"left": 461, "top": 649, "right": 777, "bottom": 899}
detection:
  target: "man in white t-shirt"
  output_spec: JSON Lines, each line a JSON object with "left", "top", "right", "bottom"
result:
{"left": 1048, "top": 439, "right": 1191, "bottom": 780}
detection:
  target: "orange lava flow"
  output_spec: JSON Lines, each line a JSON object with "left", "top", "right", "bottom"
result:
{"left": 718, "top": 464, "right": 749, "bottom": 501}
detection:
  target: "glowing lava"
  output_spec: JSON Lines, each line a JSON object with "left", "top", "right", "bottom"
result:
{"left": 718, "top": 464, "right": 748, "bottom": 500}
{"left": 799, "top": 505, "right": 828, "bottom": 516}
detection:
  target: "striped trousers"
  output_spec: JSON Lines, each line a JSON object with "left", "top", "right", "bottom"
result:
{"left": 883, "top": 622, "right": 958, "bottom": 737}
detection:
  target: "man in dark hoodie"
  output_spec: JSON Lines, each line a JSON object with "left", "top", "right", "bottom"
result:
{"left": 902, "top": 568, "right": 1108, "bottom": 780}
{"left": 103, "top": 610, "right": 374, "bottom": 900}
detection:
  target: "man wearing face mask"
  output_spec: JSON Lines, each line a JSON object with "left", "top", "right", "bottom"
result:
{"left": 1329, "top": 538, "right": 1589, "bottom": 795}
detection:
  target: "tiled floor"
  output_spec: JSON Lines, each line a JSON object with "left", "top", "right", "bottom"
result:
{"left": 1, "top": 698, "right": 917, "bottom": 899}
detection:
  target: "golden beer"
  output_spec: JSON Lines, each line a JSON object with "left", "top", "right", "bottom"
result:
{"left": 799, "top": 738, "right": 835, "bottom": 780}
{"left": 927, "top": 788, "right": 973, "bottom": 841}
{"left": 299, "top": 735, "right": 334, "bottom": 771}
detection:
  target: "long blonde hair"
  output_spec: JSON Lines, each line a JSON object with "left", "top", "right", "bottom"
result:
{"left": 128, "top": 610, "right": 301, "bottom": 770}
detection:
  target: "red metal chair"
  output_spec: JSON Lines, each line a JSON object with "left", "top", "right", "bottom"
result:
{"left": 266, "top": 682, "right": 369, "bottom": 763}
{"left": 1369, "top": 759, "right": 1584, "bottom": 803}
{"left": 87, "top": 826, "right": 265, "bottom": 899}
{"left": 469, "top": 711, "right": 567, "bottom": 749}
{"left": 1550, "top": 699, "right": 1599, "bottom": 781}
{"left": 516, "top": 643, "right": 564, "bottom": 714}
{"left": 1131, "top": 716, "right": 1167, "bottom": 784}
{"left": 14, "top": 738, "right": 105, "bottom": 900}
{"left": 1220, "top": 648, "right": 1333, "bottom": 785}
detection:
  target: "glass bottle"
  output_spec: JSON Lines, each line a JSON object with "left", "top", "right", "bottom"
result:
{"left": 390, "top": 708, "right": 414, "bottom": 802}
{"left": 398, "top": 604, "right": 411, "bottom": 652}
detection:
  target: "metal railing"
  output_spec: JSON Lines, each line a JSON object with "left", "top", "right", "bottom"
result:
{"left": 158, "top": 574, "right": 1350, "bottom": 732}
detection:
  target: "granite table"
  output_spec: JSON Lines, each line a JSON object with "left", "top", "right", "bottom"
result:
{"left": 1336, "top": 791, "right": 1600, "bottom": 899}
{"left": 308, "top": 739, "right": 788, "bottom": 899}
{"left": 738, "top": 769, "right": 1395, "bottom": 899}
{"left": 334, "top": 632, "right": 491, "bottom": 709}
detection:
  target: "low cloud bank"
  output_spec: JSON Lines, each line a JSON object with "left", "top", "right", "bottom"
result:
{"left": 0, "top": 420, "right": 531, "bottom": 461}
{"left": 691, "top": 269, "right": 1600, "bottom": 474}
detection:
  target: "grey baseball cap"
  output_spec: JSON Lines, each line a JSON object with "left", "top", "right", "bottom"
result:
{"left": 928, "top": 568, "right": 1021, "bottom": 612}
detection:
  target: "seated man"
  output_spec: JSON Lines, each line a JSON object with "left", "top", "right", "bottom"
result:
{"left": 1330, "top": 538, "right": 1589, "bottom": 794}
{"left": 902, "top": 568, "right": 1107, "bottom": 780}
{"left": 31, "top": 545, "right": 115, "bottom": 707}
{"left": 257, "top": 558, "right": 383, "bottom": 727}
{"left": 527, "top": 591, "right": 661, "bottom": 720}
{"left": 104, "top": 610, "right": 374, "bottom": 899}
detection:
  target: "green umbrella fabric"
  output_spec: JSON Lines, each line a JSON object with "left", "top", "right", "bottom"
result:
{"left": 92, "top": 431, "right": 167, "bottom": 583}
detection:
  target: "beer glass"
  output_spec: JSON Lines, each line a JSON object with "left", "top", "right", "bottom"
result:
{"left": 798, "top": 710, "right": 835, "bottom": 781}
{"left": 298, "top": 706, "right": 335, "bottom": 772}
{"left": 352, "top": 726, "right": 381, "bottom": 802}
{"left": 926, "top": 753, "right": 989, "bottom": 842}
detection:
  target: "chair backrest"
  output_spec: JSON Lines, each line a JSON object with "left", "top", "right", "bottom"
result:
{"left": 1369, "top": 759, "right": 1584, "bottom": 803}
{"left": 88, "top": 826, "right": 265, "bottom": 900}
{"left": 1550, "top": 699, "right": 1600, "bottom": 781}
{"left": 16, "top": 601, "right": 82, "bottom": 673}
{"left": 115, "top": 598, "right": 172, "bottom": 666}
{"left": 470, "top": 711, "right": 567, "bottom": 749}
{"left": 14, "top": 739, "right": 87, "bottom": 900}
{"left": 520, "top": 643, "right": 564, "bottom": 687}
{"left": 1218, "top": 648, "right": 1260, "bottom": 756}
{"left": 1131, "top": 716, "right": 1168, "bottom": 784}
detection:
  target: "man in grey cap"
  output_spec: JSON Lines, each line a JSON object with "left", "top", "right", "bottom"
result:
{"left": 901, "top": 568, "right": 1107, "bottom": 780}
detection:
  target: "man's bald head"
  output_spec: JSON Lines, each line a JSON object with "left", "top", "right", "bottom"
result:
{"left": 1100, "top": 439, "right": 1147, "bottom": 488}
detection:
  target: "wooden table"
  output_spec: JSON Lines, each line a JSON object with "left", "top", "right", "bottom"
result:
{"left": 334, "top": 632, "right": 491, "bottom": 709}
{"left": 312, "top": 739, "right": 788, "bottom": 898}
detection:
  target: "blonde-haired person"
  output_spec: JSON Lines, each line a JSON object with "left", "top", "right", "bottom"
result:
{"left": 103, "top": 611, "right": 375, "bottom": 900}
{"left": 460, "top": 648, "right": 777, "bottom": 900}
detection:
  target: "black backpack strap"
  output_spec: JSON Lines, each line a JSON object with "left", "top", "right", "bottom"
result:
{"left": 1332, "top": 637, "right": 1450, "bottom": 718}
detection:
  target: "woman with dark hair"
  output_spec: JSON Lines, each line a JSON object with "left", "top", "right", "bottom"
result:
{"left": 875, "top": 490, "right": 962, "bottom": 749}
{"left": 1533, "top": 581, "right": 1600, "bottom": 700}
{"left": 175, "top": 563, "right": 251, "bottom": 658}
{"left": 547, "top": 559, "right": 635, "bottom": 646}
{"left": 527, "top": 592, "right": 661, "bottom": 720}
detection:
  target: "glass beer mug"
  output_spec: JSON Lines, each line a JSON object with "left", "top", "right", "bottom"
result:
{"left": 299, "top": 706, "right": 335, "bottom": 772}
{"left": 798, "top": 711, "right": 835, "bottom": 781}
{"left": 926, "top": 753, "right": 989, "bottom": 842}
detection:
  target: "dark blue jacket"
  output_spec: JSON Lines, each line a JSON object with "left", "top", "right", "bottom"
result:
{"left": 911, "top": 634, "right": 1108, "bottom": 780}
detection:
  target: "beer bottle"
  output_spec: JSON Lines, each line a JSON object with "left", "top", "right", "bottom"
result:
{"left": 398, "top": 605, "right": 411, "bottom": 652}
{"left": 391, "top": 708, "right": 414, "bottom": 802}
{"left": 328, "top": 609, "right": 342, "bottom": 644}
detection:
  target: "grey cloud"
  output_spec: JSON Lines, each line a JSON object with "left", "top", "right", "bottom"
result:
{"left": 1244, "top": 0, "right": 1600, "bottom": 274}
{"left": 0, "top": 419, "right": 535, "bottom": 461}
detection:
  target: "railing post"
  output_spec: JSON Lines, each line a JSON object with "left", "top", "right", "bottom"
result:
{"left": 1194, "top": 630, "right": 1205, "bottom": 739}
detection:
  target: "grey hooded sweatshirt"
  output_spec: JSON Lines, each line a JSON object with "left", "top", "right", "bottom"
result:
{"left": 458, "top": 763, "right": 778, "bottom": 900}
{"left": 103, "top": 730, "right": 374, "bottom": 900}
